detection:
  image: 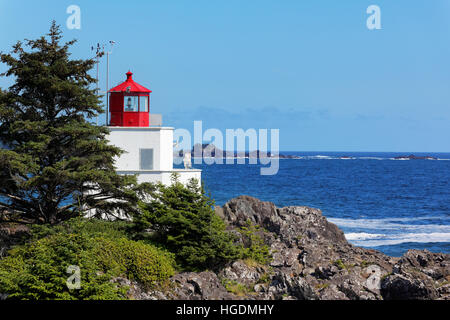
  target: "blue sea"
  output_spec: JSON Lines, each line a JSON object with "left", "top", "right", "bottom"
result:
{"left": 180, "top": 152, "right": 450, "bottom": 257}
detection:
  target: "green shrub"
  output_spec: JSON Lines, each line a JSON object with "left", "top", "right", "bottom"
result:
{"left": 237, "top": 221, "right": 272, "bottom": 265}
{"left": 94, "top": 237, "right": 175, "bottom": 289}
{"left": 0, "top": 233, "right": 122, "bottom": 300}
{"left": 0, "top": 222, "right": 175, "bottom": 300}
{"left": 29, "top": 217, "right": 132, "bottom": 242}
{"left": 221, "top": 278, "right": 252, "bottom": 297}
{"left": 134, "top": 178, "right": 240, "bottom": 271}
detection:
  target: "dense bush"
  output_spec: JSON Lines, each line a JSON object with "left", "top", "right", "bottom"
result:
{"left": 94, "top": 237, "right": 175, "bottom": 289}
{"left": 134, "top": 178, "right": 241, "bottom": 271}
{"left": 29, "top": 217, "right": 132, "bottom": 241}
{"left": 0, "top": 219, "right": 175, "bottom": 300}
{"left": 237, "top": 221, "right": 272, "bottom": 265}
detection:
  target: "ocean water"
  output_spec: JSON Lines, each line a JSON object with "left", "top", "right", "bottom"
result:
{"left": 180, "top": 152, "right": 450, "bottom": 257}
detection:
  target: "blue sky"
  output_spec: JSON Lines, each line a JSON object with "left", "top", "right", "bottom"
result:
{"left": 0, "top": 0, "right": 449, "bottom": 152}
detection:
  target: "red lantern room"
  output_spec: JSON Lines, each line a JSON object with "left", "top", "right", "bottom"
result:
{"left": 108, "top": 71, "right": 152, "bottom": 127}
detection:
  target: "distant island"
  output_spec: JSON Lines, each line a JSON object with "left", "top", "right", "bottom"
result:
{"left": 175, "top": 146, "right": 439, "bottom": 161}
{"left": 393, "top": 154, "right": 438, "bottom": 160}
{"left": 175, "top": 143, "right": 301, "bottom": 159}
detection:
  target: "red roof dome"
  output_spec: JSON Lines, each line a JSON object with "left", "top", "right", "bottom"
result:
{"left": 109, "top": 71, "right": 152, "bottom": 93}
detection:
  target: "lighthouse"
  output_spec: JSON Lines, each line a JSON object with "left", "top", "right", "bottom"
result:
{"left": 107, "top": 71, "right": 201, "bottom": 185}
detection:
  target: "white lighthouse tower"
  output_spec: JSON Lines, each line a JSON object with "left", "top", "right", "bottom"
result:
{"left": 106, "top": 71, "right": 201, "bottom": 185}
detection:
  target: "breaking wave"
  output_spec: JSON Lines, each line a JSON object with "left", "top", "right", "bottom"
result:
{"left": 328, "top": 217, "right": 450, "bottom": 233}
{"left": 331, "top": 217, "right": 450, "bottom": 247}
{"left": 345, "top": 232, "right": 450, "bottom": 247}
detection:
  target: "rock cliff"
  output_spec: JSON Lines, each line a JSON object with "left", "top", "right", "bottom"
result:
{"left": 146, "top": 196, "right": 449, "bottom": 300}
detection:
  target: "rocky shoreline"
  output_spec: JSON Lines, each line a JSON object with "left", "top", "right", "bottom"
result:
{"left": 1, "top": 196, "right": 449, "bottom": 300}
{"left": 143, "top": 196, "right": 449, "bottom": 300}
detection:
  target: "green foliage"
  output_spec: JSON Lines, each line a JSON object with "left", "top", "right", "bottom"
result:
{"left": 0, "top": 21, "right": 139, "bottom": 224}
{"left": 0, "top": 233, "right": 122, "bottom": 300}
{"left": 221, "top": 278, "right": 253, "bottom": 297}
{"left": 134, "top": 178, "right": 240, "bottom": 271}
{"left": 360, "top": 260, "right": 370, "bottom": 268}
{"left": 94, "top": 237, "right": 175, "bottom": 289}
{"left": 315, "top": 283, "right": 330, "bottom": 290}
{"left": 333, "top": 259, "right": 346, "bottom": 270}
{"left": 237, "top": 221, "right": 272, "bottom": 265}
{"left": 0, "top": 219, "right": 175, "bottom": 300}
{"left": 29, "top": 217, "right": 132, "bottom": 241}
{"left": 332, "top": 259, "right": 354, "bottom": 271}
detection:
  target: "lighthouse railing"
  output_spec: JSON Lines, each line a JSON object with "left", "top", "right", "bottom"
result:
{"left": 149, "top": 114, "right": 162, "bottom": 127}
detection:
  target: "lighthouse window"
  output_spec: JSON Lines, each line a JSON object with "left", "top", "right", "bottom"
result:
{"left": 140, "top": 148, "right": 154, "bottom": 170}
{"left": 124, "top": 96, "right": 138, "bottom": 112}
{"left": 139, "top": 96, "right": 148, "bottom": 112}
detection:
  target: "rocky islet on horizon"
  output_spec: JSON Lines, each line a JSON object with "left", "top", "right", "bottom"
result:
{"left": 176, "top": 143, "right": 299, "bottom": 159}
{"left": 393, "top": 154, "right": 438, "bottom": 160}
{"left": 176, "top": 144, "right": 440, "bottom": 160}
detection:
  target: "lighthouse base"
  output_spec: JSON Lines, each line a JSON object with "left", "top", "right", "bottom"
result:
{"left": 107, "top": 126, "right": 201, "bottom": 186}
{"left": 117, "top": 169, "right": 201, "bottom": 185}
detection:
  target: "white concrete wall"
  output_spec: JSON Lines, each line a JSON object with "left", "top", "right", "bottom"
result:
{"left": 159, "top": 129, "right": 173, "bottom": 171}
{"left": 108, "top": 126, "right": 201, "bottom": 186}
{"left": 108, "top": 127, "right": 174, "bottom": 171}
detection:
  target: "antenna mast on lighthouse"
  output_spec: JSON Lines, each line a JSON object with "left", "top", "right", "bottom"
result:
{"left": 105, "top": 41, "right": 116, "bottom": 126}
{"left": 91, "top": 40, "right": 116, "bottom": 126}
{"left": 91, "top": 43, "right": 104, "bottom": 125}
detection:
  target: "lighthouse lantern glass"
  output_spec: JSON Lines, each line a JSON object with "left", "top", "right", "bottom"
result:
{"left": 123, "top": 96, "right": 138, "bottom": 112}
{"left": 139, "top": 96, "right": 148, "bottom": 112}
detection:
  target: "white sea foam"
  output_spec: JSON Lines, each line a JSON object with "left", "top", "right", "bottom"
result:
{"left": 328, "top": 217, "right": 450, "bottom": 233}
{"left": 345, "top": 232, "right": 386, "bottom": 240}
{"left": 358, "top": 157, "right": 385, "bottom": 160}
{"left": 347, "top": 232, "right": 450, "bottom": 247}
{"left": 308, "top": 155, "right": 333, "bottom": 159}
{"left": 330, "top": 216, "right": 450, "bottom": 223}
{"left": 333, "top": 216, "right": 450, "bottom": 246}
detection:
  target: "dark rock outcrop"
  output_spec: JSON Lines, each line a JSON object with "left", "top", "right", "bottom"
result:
{"left": 393, "top": 154, "right": 437, "bottom": 160}
{"left": 221, "top": 195, "right": 347, "bottom": 246}
{"left": 218, "top": 196, "right": 448, "bottom": 300}
{"left": 145, "top": 272, "right": 236, "bottom": 300}
{"left": 381, "top": 250, "right": 450, "bottom": 300}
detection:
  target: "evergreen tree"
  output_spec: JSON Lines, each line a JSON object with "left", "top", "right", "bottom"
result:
{"left": 0, "top": 21, "right": 139, "bottom": 224}
{"left": 135, "top": 176, "right": 240, "bottom": 271}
